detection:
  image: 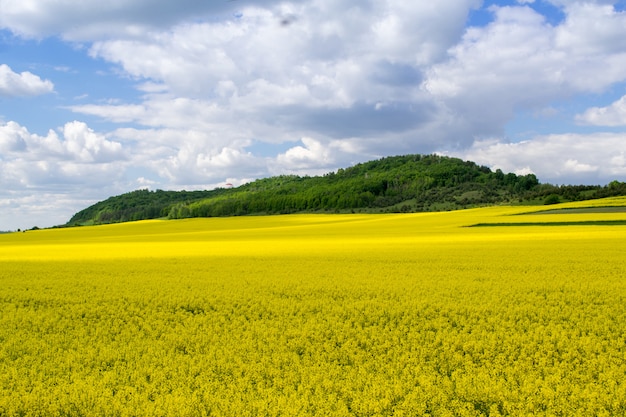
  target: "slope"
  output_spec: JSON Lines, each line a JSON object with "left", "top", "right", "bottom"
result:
{"left": 66, "top": 153, "right": 626, "bottom": 226}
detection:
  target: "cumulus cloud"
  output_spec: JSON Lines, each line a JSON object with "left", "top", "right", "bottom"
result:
{"left": 0, "top": 64, "right": 54, "bottom": 97}
{"left": 0, "top": 121, "right": 124, "bottom": 163}
{"left": 62, "top": 0, "right": 482, "bottom": 172}
{"left": 576, "top": 95, "right": 626, "bottom": 126}
{"left": 159, "top": 143, "right": 266, "bottom": 187}
{"left": 68, "top": 1, "right": 626, "bottom": 185}
{"left": 554, "top": 3, "right": 626, "bottom": 56}
{"left": 0, "top": 0, "right": 281, "bottom": 40}
{"left": 86, "top": 0, "right": 478, "bottom": 100}
{"left": 0, "top": 121, "right": 130, "bottom": 228}
{"left": 424, "top": 3, "right": 626, "bottom": 139}
{"left": 274, "top": 137, "right": 336, "bottom": 173}
{"left": 71, "top": 97, "right": 226, "bottom": 130}
{"left": 77, "top": 0, "right": 626, "bottom": 159}
{"left": 458, "top": 133, "right": 626, "bottom": 184}
{"left": 0, "top": 192, "right": 94, "bottom": 230}
{"left": 0, "top": 120, "right": 125, "bottom": 197}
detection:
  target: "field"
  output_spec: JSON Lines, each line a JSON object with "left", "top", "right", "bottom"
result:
{"left": 1, "top": 198, "right": 626, "bottom": 416}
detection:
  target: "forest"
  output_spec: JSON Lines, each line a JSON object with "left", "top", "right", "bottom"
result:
{"left": 66, "top": 154, "right": 626, "bottom": 226}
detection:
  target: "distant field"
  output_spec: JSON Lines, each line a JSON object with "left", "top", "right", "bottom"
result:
{"left": 1, "top": 197, "right": 626, "bottom": 416}
{"left": 529, "top": 206, "right": 626, "bottom": 214}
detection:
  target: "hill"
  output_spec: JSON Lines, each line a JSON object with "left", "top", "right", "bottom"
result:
{"left": 66, "top": 154, "right": 626, "bottom": 226}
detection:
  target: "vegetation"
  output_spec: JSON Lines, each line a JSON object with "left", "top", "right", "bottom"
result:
{"left": 65, "top": 154, "right": 534, "bottom": 225}
{"left": 66, "top": 154, "right": 626, "bottom": 226}
{"left": 470, "top": 220, "right": 626, "bottom": 226}
{"left": 2, "top": 198, "right": 626, "bottom": 415}
{"left": 66, "top": 188, "right": 223, "bottom": 225}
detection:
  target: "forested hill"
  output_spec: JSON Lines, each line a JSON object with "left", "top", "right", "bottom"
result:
{"left": 66, "top": 154, "right": 626, "bottom": 226}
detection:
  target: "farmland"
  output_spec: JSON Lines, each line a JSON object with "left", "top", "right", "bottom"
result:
{"left": 1, "top": 198, "right": 626, "bottom": 416}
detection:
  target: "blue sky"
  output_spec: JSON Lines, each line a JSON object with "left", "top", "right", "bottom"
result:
{"left": 1, "top": 0, "right": 626, "bottom": 230}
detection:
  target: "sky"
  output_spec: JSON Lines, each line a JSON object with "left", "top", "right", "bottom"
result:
{"left": 1, "top": 0, "right": 626, "bottom": 230}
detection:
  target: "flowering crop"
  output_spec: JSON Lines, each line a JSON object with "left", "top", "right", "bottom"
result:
{"left": 1, "top": 198, "right": 626, "bottom": 416}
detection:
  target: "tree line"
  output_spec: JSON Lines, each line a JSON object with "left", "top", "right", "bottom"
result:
{"left": 66, "top": 154, "right": 626, "bottom": 226}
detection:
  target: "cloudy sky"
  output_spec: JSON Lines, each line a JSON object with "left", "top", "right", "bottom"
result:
{"left": 1, "top": 0, "right": 626, "bottom": 230}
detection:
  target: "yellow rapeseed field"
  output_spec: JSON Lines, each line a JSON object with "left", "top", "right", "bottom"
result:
{"left": 1, "top": 197, "right": 626, "bottom": 416}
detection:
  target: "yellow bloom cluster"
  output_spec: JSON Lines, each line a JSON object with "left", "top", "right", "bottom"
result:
{"left": 1, "top": 197, "right": 625, "bottom": 415}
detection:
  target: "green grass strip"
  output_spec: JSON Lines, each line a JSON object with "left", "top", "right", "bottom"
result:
{"left": 468, "top": 220, "right": 626, "bottom": 227}
{"left": 523, "top": 207, "right": 626, "bottom": 215}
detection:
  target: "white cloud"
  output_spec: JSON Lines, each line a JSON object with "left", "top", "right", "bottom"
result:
{"left": 576, "top": 95, "right": 626, "bottom": 126}
{"left": 0, "top": 120, "right": 125, "bottom": 169}
{"left": 423, "top": 3, "right": 626, "bottom": 138}
{"left": 563, "top": 158, "right": 597, "bottom": 173}
{"left": 275, "top": 137, "right": 334, "bottom": 172}
{"left": 64, "top": 0, "right": 481, "bottom": 171}
{"left": 5, "top": 1, "right": 626, "bottom": 156}
{"left": 197, "top": 147, "right": 255, "bottom": 170}
{"left": 0, "top": 64, "right": 54, "bottom": 97}
{"left": 458, "top": 133, "right": 626, "bottom": 184}
{"left": 62, "top": 121, "right": 124, "bottom": 162}
{"left": 3, "top": 121, "right": 124, "bottom": 163}
{"left": 545, "top": 0, "right": 624, "bottom": 11}
{"left": 0, "top": 192, "right": 92, "bottom": 230}
{"left": 0, "top": 122, "right": 27, "bottom": 152}
{"left": 70, "top": 103, "right": 147, "bottom": 124}
{"left": 555, "top": 3, "right": 626, "bottom": 55}
{"left": 0, "top": 0, "right": 282, "bottom": 40}
{"left": 0, "top": 120, "right": 131, "bottom": 229}
{"left": 159, "top": 143, "right": 266, "bottom": 186}
{"left": 86, "top": 0, "right": 479, "bottom": 102}
{"left": 104, "top": 124, "right": 267, "bottom": 187}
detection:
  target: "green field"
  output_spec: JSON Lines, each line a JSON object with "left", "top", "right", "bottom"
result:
{"left": 1, "top": 198, "right": 626, "bottom": 416}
